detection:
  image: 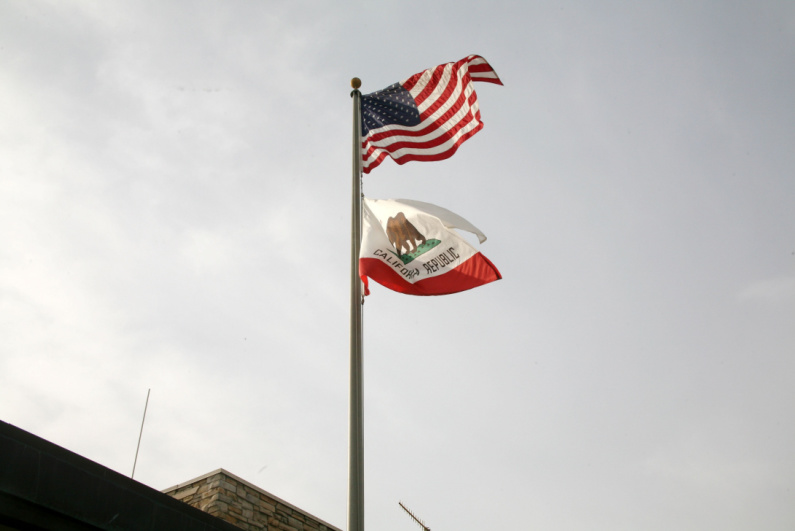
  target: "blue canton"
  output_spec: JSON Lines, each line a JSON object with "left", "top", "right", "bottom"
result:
{"left": 361, "top": 83, "right": 421, "bottom": 136}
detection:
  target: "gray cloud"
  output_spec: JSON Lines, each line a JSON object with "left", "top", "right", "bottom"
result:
{"left": 1, "top": 1, "right": 793, "bottom": 530}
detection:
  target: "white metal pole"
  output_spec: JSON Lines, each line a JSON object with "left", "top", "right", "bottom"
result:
{"left": 348, "top": 77, "right": 364, "bottom": 531}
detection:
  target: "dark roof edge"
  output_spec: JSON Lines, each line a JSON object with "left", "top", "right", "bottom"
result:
{"left": 0, "top": 419, "right": 241, "bottom": 530}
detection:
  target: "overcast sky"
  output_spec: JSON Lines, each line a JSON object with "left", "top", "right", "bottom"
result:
{"left": 1, "top": 1, "right": 793, "bottom": 530}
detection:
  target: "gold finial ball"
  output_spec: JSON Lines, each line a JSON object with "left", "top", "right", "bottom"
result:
{"left": 351, "top": 77, "right": 362, "bottom": 90}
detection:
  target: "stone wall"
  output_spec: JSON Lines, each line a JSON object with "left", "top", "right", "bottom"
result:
{"left": 163, "top": 469, "right": 342, "bottom": 531}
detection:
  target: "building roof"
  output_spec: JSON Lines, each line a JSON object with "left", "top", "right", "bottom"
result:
{"left": 163, "top": 469, "right": 342, "bottom": 531}
{"left": 0, "top": 420, "right": 249, "bottom": 530}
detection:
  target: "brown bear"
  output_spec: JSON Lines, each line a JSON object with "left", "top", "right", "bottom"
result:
{"left": 386, "top": 212, "right": 427, "bottom": 256}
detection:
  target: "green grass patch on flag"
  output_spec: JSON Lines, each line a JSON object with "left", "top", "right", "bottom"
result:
{"left": 390, "top": 239, "right": 441, "bottom": 265}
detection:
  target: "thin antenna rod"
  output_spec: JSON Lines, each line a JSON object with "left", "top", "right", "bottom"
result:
{"left": 399, "top": 501, "right": 431, "bottom": 531}
{"left": 131, "top": 388, "right": 151, "bottom": 479}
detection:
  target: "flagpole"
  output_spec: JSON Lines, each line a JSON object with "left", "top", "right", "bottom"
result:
{"left": 349, "top": 77, "right": 365, "bottom": 531}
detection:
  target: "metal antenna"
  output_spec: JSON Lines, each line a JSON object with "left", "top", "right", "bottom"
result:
{"left": 399, "top": 501, "right": 431, "bottom": 531}
{"left": 131, "top": 388, "right": 150, "bottom": 479}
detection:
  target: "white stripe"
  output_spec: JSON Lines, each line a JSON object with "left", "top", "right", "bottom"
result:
{"left": 363, "top": 63, "right": 474, "bottom": 138}
{"left": 411, "top": 62, "right": 473, "bottom": 115}
{"left": 362, "top": 98, "right": 480, "bottom": 157}
{"left": 362, "top": 113, "right": 480, "bottom": 165}
{"left": 362, "top": 56, "right": 496, "bottom": 169}
{"left": 362, "top": 80, "right": 478, "bottom": 152}
{"left": 363, "top": 105, "right": 478, "bottom": 151}
{"left": 372, "top": 118, "right": 481, "bottom": 160}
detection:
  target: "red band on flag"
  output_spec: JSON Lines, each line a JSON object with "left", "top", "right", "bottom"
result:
{"left": 360, "top": 253, "right": 501, "bottom": 296}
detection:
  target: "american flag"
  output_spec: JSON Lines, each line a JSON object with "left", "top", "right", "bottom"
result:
{"left": 360, "top": 55, "right": 502, "bottom": 174}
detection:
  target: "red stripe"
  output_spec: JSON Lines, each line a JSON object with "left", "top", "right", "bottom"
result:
{"left": 376, "top": 121, "right": 483, "bottom": 163}
{"left": 470, "top": 76, "right": 503, "bottom": 86}
{"left": 361, "top": 121, "right": 484, "bottom": 173}
{"left": 364, "top": 83, "right": 476, "bottom": 143}
{"left": 414, "top": 62, "right": 458, "bottom": 108}
{"left": 366, "top": 99, "right": 481, "bottom": 155}
{"left": 468, "top": 62, "right": 503, "bottom": 85}
{"left": 365, "top": 60, "right": 471, "bottom": 144}
{"left": 386, "top": 123, "right": 484, "bottom": 164}
{"left": 359, "top": 253, "right": 501, "bottom": 296}
{"left": 361, "top": 55, "right": 501, "bottom": 172}
{"left": 368, "top": 111, "right": 478, "bottom": 153}
{"left": 362, "top": 61, "right": 478, "bottom": 157}
{"left": 418, "top": 66, "right": 464, "bottom": 121}
{"left": 468, "top": 63, "right": 493, "bottom": 74}
{"left": 362, "top": 150, "right": 389, "bottom": 173}
{"left": 401, "top": 65, "right": 432, "bottom": 92}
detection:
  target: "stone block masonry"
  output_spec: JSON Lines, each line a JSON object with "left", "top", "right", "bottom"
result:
{"left": 163, "top": 469, "right": 342, "bottom": 531}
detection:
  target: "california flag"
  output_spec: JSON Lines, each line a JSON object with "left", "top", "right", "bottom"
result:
{"left": 359, "top": 198, "right": 501, "bottom": 296}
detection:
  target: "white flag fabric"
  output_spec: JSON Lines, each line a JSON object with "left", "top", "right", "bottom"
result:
{"left": 359, "top": 198, "right": 501, "bottom": 296}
